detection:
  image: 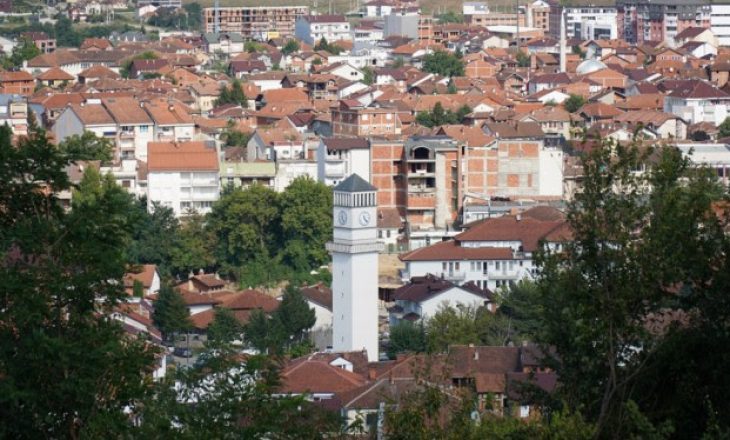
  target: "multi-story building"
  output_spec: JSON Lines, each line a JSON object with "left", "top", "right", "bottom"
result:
{"left": 20, "top": 32, "right": 56, "bottom": 54}
{"left": 331, "top": 100, "right": 403, "bottom": 137}
{"left": 548, "top": 3, "right": 618, "bottom": 40}
{"left": 527, "top": 0, "right": 551, "bottom": 33}
{"left": 617, "top": 0, "right": 710, "bottom": 44}
{"left": 146, "top": 141, "right": 220, "bottom": 216}
{"left": 400, "top": 207, "right": 570, "bottom": 291}
{"left": 663, "top": 79, "right": 730, "bottom": 126}
{"left": 711, "top": 4, "right": 730, "bottom": 46}
{"left": 383, "top": 12, "right": 432, "bottom": 40}
{"left": 317, "top": 137, "right": 371, "bottom": 186}
{"left": 0, "top": 94, "right": 29, "bottom": 136}
{"left": 203, "top": 6, "right": 309, "bottom": 40}
{"left": 0, "top": 71, "right": 34, "bottom": 96}
{"left": 466, "top": 12, "right": 526, "bottom": 28}
{"left": 295, "top": 15, "right": 351, "bottom": 45}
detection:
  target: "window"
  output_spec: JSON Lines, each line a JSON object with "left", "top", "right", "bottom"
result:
{"left": 455, "top": 262, "right": 460, "bottom": 271}
{"left": 140, "top": 125, "right": 149, "bottom": 133}
{"left": 442, "top": 262, "right": 447, "bottom": 271}
{"left": 495, "top": 261, "right": 501, "bottom": 270}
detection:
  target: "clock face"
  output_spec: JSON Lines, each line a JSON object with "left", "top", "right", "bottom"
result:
{"left": 359, "top": 211, "right": 371, "bottom": 226}
{"left": 338, "top": 210, "right": 347, "bottom": 225}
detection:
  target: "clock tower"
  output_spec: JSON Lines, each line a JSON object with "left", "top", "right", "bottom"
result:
{"left": 326, "top": 174, "right": 383, "bottom": 362}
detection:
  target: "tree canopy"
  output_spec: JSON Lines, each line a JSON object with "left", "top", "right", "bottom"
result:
{"left": 422, "top": 51, "right": 465, "bottom": 77}
{"left": 563, "top": 94, "right": 586, "bottom": 113}
{"left": 415, "top": 102, "right": 471, "bottom": 128}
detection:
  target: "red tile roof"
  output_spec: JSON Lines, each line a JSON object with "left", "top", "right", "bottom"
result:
{"left": 147, "top": 141, "right": 219, "bottom": 172}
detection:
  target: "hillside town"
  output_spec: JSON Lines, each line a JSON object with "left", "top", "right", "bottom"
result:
{"left": 3, "top": 0, "right": 730, "bottom": 437}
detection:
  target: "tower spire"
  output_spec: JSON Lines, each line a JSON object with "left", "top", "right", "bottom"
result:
{"left": 560, "top": 8, "right": 567, "bottom": 73}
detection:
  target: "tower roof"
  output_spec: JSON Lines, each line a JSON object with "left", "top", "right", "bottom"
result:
{"left": 334, "top": 174, "right": 376, "bottom": 193}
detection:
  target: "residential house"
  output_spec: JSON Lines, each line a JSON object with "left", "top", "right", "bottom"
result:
{"left": 124, "top": 264, "right": 161, "bottom": 296}
{"left": 663, "top": 79, "right": 730, "bottom": 126}
{"left": 146, "top": 141, "right": 220, "bottom": 216}
{"left": 35, "top": 67, "right": 74, "bottom": 88}
{"left": 400, "top": 207, "right": 570, "bottom": 291}
{"left": 295, "top": 15, "right": 352, "bottom": 46}
{"left": 300, "top": 283, "right": 333, "bottom": 350}
{"left": 0, "top": 71, "right": 34, "bottom": 95}
{"left": 331, "top": 100, "right": 402, "bottom": 137}
{"left": 388, "top": 275, "right": 494, "bottom": 325}
{"left": 144, "top": 99, "right": 195, "bottom": 143}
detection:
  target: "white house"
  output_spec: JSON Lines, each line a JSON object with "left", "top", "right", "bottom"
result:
{"left": 295, "top": 15, "right": 352, "bottom": 46}
{"left": 364, "top": 0, "right": 396, "bottom": 17}
{"left": 103, "top": 97, "right": 154, "bottom": 161}
{"left": 146, "top": 141, "right": 220, "bottom": 216}
{"left": 145, "top": 100, "right": 195, "bottom": 144}
{"left": 400, "top": 207, "right": 570, "bottom": 291}
{"left": 676, "top": 142, "right": 730, "bottom": 185}
{"left": 663, "top": 79, "right": 730, "bottom": 126}
{"left": 300, "top": 283, "right": 333, "bottom": 350}
{"left": 317, "top": 137, "right": 371, "bottom": 186}
{"left": 388, "top": 275, "right": 494, "bottom": 326}
{"left": 53, "top": 102, "right": 117, "bottom": 146}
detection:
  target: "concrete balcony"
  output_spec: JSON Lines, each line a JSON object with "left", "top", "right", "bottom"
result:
{"left": 441, "top": 271, "right": 466, "bottom": 281}
{"left": 119, "top": 132, "right": 135, "bottom": 140}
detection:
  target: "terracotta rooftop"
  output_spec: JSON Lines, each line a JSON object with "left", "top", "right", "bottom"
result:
{"left": 147, "top": 141, "right": 219, "bottom": 172}
{"left": 400, "top": 239, "right": 514, "bottom": 262}
{"left": 102, "top": 97, "right": 153, "bottom": 124}
{"left": 68, "top": 103, "right": 115, "bottom": 125}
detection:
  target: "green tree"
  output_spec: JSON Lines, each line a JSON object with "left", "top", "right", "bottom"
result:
{"left": 153, "top": 285, "right": 192, "bottom": 341}
{"left": 534, "top": 138, "right": 729, "bottom": 437}
{"left": 170, "top": 212, "right": 217, "bottom": 277}
{"left": 4, "top": 37, "right": 40, "bottom": 68}
{"left": 281, "top": 39, "right": 300, "bottom": 55}
{"left": 447, "top": 78, "right": 457, "bottom": 94}
{"left": 133, "top": 279, "right": 145, "bottom": 297}
{"left": 388, "top": 321, "right": 426, "bottom": 358}
{"left": 54, "top": 16, "right": 82, "bottom": 47}
{"left": 57, "top": 130, "right": 114, "bottom": 163}
{"left": 516, "top": 50, "right": 530, "bottom": 67}
{"left": 275, "top": 286, "right": 316, "bottom": 347}
{"left": 362, "top": 66, "right": 375, "bottom": 85}
{"left": 0, "top": 124, "right": 155, "bottom": 438}
{"left": 498, "top": 280, "right": 543, "bottom": 342}
{"left": 135, "top": 354, "right": 344, "bottom": 437}
{"left": 425, "top": 304, "right": 481, "bottom": 353}
{"left": 207, "top": 308, "right": 243, "bottom": 346}
{"left": 126, "top": 200, "right": 180, "bottom": 277}
{"left": 183, "top": 2, "right": 202, "bottom": 30}
{"left": 244, "top": 308, "right": 286, "bottom": 353}
{"left": 120, "top": 51, "right": 158, "bottom": 78}
{"left": 215, "top": 78, "right": 248, "bottom": 107}
{"left": 222, "top": 125, "right": 252, "bottom": 147}
{"left": 209, "top": 184, "right": 280, "bottom": 272}
{"left": 718, "top": 116, "right": 730, "bottom": 138}
{"left": 279, "top": 176, "right": 333, "bottom": 270}
{"left": 422, "top": 50, "right": 465, "bottom": 77}
{"left": 563, "top": 94, "right": 586, "bottom": 113}
{"left": 314, "top": 36, "right": 343, "bottom": 55}
{"left": 393, "top": 56, "right": 405, "bottom": 68}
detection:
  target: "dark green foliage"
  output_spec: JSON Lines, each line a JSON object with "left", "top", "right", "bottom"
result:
{"left": 415, "top": 102, "right": 471, "bottom": 127}
{"left": 147, "top": 6, "right": 191, "bottom": 29}
{"left": 0, "top": 125, "right": 156, "bottom": 438}
{"left": 718, "top": 116, "right": 730, "bottom": 138}
{"left": 425, "top": 304, "right": 481, "bottom": 353}
{"left": 153, "top": 285, "right": 192, "bottom": 340}
{"left": 170, "top": 213, "right": 217, "bottom": 276}
{"left": 135, "top": 354, "right": 345, "bottom": 437}
{"left": 387, "top": 321, "right": 426, "bottom": 358}
{"left": 54, "top": 16, "right": 82, "bottom": 47}
{"left": 1, "top": 37, "right": 40, "bottom": 68}
{"left": 498, "top": 280, "right": 542, "bottom": 342}
{"left": 275, "top": 286, "right": 316, "bottom": 345}
{"left": 362, "top": 66, "right": 375, "bottom": 85}
{"left": 563, "top": 94, "right": 586, "bottom": 113}
{"left": 278, "top": 176, "right": 333, "bottom": 270}
{"left": 222, "top": 126, "right": 252, "bottom": 147}
{"left": 182, "top": 3, "right": 202, "bottom": 30}
{"left": 516, "top": 50, "right": 530, "bottom": 67}
{"left": 57, "top": 130, "right": 114, "bottom": 163}
{"left": 422, "top": 50, "right": 465, "bottom": 77}
{"left": 281, "top": 39, "right": 300, "bottom": 55}
{"left": 126, "top": 200, "right": 179, "bottom": 276}
{"left": 533, "top": 138, "right": 730, "bottom": 437}
{"left": 314, "top": 37, "right": 343, "bottom": 55}
{"left": 133, "top": 279, "right": 145, "bottom": 297}
{"left": 216, "top": 78, "right": 248, "bottom": 107}
{"left": 207, "top": 308, "right": 244, "bottom": 346}
{"left": 244, "top": 309, "right": 286, "bottom": 353}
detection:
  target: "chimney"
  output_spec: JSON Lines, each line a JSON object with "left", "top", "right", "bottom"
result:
{"left": 474, "top": 349, "right": 479, "bottom": 361}
{"left": 368, "top": 366, "right": 377, "bottom": 380}
{"left": 516, "top": 213, "right": 522, "bottom": 221}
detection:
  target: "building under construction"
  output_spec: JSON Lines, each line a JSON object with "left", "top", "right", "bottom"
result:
{"left": 203, "top": 6, "right": 310, "bottom": 40}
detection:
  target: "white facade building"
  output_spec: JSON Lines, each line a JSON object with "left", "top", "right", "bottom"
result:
{"left": 317, "top": 137, "right": 371, "bottom": 186}
{"left": 400, "top": 208, "right": 569, "bottom": 291}
{"left": 563, "top": 6, "right": 618, "bottom": 40}
{"left": 711, "top": 4, "right": 730, "bottom": 47}
{"left": 326, "top": 174, "right": 383, "bottom": 362}
{"left": 663, "top": 80, "right": 730, "bottom": 126}
{"left": 146, "top": 141, "right": 220, "bottom": 216}
{"left": 295, "top": 15, "right": 352, "bottom": 46}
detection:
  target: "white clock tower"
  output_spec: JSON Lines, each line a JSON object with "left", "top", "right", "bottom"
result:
{"left": 326, "top": 174, "right": 383, "bottom": 362}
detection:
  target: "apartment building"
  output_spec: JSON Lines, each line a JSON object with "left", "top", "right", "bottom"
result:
{"left": 144, "top": 100, "right": 195, "bottom": 144}
{"left": 317, "top": 137, "right": 371, "bottom": 186}
{"left": 400, "top": 208, "right": 570, "bottom": 291}
{"left": 0, "top": 95, "right": 29, "bottom": 136}
{"left": 147, "top": 141, "right": 220, "bottom": 216}
{"left": 711, "top": 4, "right": 730, "bottom": 46}
{"left": 0, "top": 71, "right": 34, "bottom": 96}
{"left": 617, "top": 0, "right": 710, "bottom": 44}
{"left": 20, "top": 32, "right": 56, "bottom": 54}
{"left": 331, "top": 100, "right": 402, "bottom": 137}
{"left": 383, "top": 12, "right": 433, "bottom": 41}
{"left": 203, "top": 6, "right": 309, "bottom": 40}
{"left": 295, "top": 15, "right": 351, "bottom": 45}
{"left": 548, "top": 3, "right": 618, "bottom": 40}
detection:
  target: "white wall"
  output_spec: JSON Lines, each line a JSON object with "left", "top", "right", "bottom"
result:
{"left": 147, "top": 171, "right": 220, "bottom": 216}
{"left": 404, "top": 257, "right": 535, "bottom": 291}
{"left": 539, "top": 147, "right": 564, "bottom": 197}
{"left": 420, "top": 288, "right": 490, "bottom": 318}
{"left": 712, "top": 5, "right": 730, "bottom": 47}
